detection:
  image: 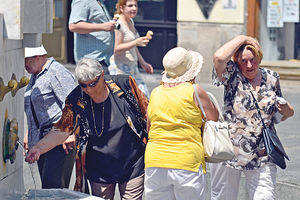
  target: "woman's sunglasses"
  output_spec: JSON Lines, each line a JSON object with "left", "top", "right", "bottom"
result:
{"left": 79, "top": 75, "right": 101, "bottom": 88}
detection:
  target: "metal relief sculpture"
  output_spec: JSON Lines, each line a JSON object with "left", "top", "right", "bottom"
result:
{"left": 2, "top": 110, "right": 19, "bottom": 164}
{"left": 0, "top": 77, "right": 17, "bottom": 102}
{"left": 10, "top": 74, "right": 30, "bottom": 97}
{"left": 0, "top": 74, "right": 29, "bottom": 101}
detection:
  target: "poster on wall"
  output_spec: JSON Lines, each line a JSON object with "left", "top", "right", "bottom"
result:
{"left": 178, "top": 0, "right": 244, "bottom": 24}
{"left": 267, "top": 0, "right": 283, "bottom": 28}
{"left": 223, "top": 0, "right": 237, "bottom": 10}
{"left": 283, "top": 0, "right": 299, "bottom": 22}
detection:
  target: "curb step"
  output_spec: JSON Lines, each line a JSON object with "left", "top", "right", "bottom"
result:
{"left": 261, "top": 60, "right": 300, "bottom": 81}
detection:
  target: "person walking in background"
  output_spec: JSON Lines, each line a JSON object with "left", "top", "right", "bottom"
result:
{"left": 144, "top": 47, "right": 219, "bottom": 200}
{"left": 210, "top": 35, "right": 294, "bottom": 200}
{"left": 109, "top": 0, "right": 153, "bottom": 98}
{"left": 24, "top": 45, "right": 76, "bottom": 189}
{"left": 25, "top": 58, "right": 148, "bottom": 200}
{"left": 68, "top": 0, "right": 116, "bottom": 74}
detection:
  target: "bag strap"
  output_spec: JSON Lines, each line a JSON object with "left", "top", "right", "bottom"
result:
{"left": 249, "top": 91, "right": 267, "bottom": 129}
{"left": 193, "top": 84, "right": 207, "bottom": 120}
{"left": 193, "top": 84, "right": 224, "bottom": 122}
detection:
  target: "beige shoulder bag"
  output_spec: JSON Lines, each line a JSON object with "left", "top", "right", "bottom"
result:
{"left": 193, "top": 84, "right": 234, "bottom": 163}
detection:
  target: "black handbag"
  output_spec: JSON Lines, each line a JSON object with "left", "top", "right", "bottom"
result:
{"left": 262, "top": 127, "right": 289, "bottom": 169}
{"left": 250, "top": 92, "right": 289, "bottom": 169}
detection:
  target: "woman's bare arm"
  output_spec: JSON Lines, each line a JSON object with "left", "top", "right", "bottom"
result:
{"left": 194, "top": 84, "right": 219, "bottom": 121}
{"left": 25, "top": 129, "right": 70, "bottom": 163}
{"left": 114, "top": 28, "right": 149, "bottom": 54}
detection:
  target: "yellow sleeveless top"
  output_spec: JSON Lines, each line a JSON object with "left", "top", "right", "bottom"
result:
{"left": 145, "top": 82, "right": 206, "bottom": 173}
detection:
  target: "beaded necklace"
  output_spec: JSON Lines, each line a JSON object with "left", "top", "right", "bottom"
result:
{"left": 90, "top": 98, "right": 105, "bottom": 137}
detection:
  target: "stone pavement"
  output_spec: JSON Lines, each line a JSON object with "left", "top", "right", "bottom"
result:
{"left": 23, "top": 67, "right": 300, "bottom": 199}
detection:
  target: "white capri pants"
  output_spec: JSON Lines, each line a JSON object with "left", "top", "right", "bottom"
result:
{"left": 145, "top": 166, "right": 206, "bottom": 200}
{"left": 210, "top": 162, "right": 277, "bottom": 200}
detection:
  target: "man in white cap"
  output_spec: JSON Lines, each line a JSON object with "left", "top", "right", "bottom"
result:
{"left": 24, "top": 45, "right": 76, "bottom": 189}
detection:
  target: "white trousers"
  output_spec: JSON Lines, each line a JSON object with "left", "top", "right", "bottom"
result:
{"left": 145, "top": 167, "right": 206, "bottom": 200}
{"left": 210, "top": 162, "right": 277, "bottom": 200}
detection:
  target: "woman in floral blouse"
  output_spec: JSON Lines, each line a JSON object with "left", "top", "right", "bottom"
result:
{"left": 210, "top": 35, "right": 294, "bottom": 200}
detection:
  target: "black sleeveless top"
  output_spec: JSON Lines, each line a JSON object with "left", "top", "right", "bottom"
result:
{"left": 85, "top": 92, "right": 145, "bottom": 183}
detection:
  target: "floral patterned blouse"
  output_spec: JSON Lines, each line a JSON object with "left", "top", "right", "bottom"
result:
{"left": 212, "top": 60, "right": 282, "bottom": 170}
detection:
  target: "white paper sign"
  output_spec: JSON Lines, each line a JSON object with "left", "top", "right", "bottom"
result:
{"left": 267, "top": 0, "right": 283, "bottom": 27}
{"left": 223, "top": 0, "right": 237, "bottom": 10}
{"left": 283, "top": 0, "right": 299, "bottom": 22}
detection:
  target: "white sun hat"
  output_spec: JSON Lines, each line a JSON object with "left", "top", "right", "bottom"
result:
{"left": 161, "top": 47, "right": 203, "bottom": 83}
{"left": 25, "top": 45, "right": 47, "bottom": 58}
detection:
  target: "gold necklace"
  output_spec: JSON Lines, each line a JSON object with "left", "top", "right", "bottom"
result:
{"left": 90, "top": 98, "right": 105, "bottom": 137}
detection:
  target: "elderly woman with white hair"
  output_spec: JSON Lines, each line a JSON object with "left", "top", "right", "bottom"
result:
{"left": 144, "top": 47, "right": 219, "bottom": 200}
{"left": 25, "top": 57, "right": 149, "bottom": 200}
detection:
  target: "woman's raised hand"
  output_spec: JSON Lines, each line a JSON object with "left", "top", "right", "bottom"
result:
{"left": 240, "top": 35, "right": 261, "bottom": 51}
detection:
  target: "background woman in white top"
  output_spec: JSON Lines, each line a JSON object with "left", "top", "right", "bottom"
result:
{"left": 109, "top": 0, "right": 153, "bottom": 98}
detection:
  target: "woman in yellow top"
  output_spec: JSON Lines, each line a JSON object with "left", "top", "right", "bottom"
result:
{"left": 145, "top": 47, "right": 219, "bottom": 200}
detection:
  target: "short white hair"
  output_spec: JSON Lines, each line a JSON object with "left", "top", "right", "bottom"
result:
{"left": 75, "top": 58, "right": 103, "bottom": 82}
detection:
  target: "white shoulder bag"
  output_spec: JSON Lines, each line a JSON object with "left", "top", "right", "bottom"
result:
{"left": 193, "top": 85, "right": 234, "bottom": 163}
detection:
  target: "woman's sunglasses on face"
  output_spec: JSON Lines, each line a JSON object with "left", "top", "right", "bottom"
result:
{"left": 79, "top": 75, "right": 101, "bottom": 88}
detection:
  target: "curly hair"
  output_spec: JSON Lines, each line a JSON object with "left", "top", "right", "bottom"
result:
{"left": 75, "top": 58, "right": 103, "bottom": 82}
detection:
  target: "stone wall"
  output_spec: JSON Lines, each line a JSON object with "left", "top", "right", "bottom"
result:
{"left": 177, "top": 22, "right": 245, "bottom": 83}
{"left": 0, "top": 22, "right": 25, "bottom": 198}
{"left": 0, "top": 0, "right": 53, "bottom": 198}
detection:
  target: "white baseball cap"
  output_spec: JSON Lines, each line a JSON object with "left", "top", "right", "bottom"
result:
{"left": 25, "top": 45, "right": 47, "bottom": 58}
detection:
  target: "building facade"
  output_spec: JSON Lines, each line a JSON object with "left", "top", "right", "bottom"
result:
{"left": 44, "top": 0, "right": 300, "bottom": 81}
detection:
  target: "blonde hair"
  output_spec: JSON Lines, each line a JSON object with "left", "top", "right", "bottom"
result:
{"left": 233, "top": 44, "right": 263, "bottom": 63}
{"left": 116, "top": 0, "right": 138, "bottom": 14}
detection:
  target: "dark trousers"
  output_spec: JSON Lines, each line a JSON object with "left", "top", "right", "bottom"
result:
{"left": 37, "top": 144, "right": 75, "bottom": 189}
{"left": 98, "top": 60, "right": 109, "bottom": 75}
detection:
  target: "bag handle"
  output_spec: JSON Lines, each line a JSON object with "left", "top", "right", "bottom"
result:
{"left": 193, "top": 84, "right": 224, "bottom": 122}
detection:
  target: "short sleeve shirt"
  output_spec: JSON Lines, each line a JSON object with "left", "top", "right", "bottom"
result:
{"left": 212, "top": 61, "right": 282, "bottom": 170}
{"left": 24, "top": 57, "right": 76, "bottom": 148}
{"left": 69, "top": 0, "right": 114, "bottom": 64}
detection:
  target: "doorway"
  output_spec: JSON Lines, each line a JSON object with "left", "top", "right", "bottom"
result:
{"left": 42, "top": 0, "right": 68, "bottom": 63}
{"left": 135, "top": 0, "right": 177, "bottom": 71}
{"left": 66, "top": 0, "right": 177, "bottom": 69}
